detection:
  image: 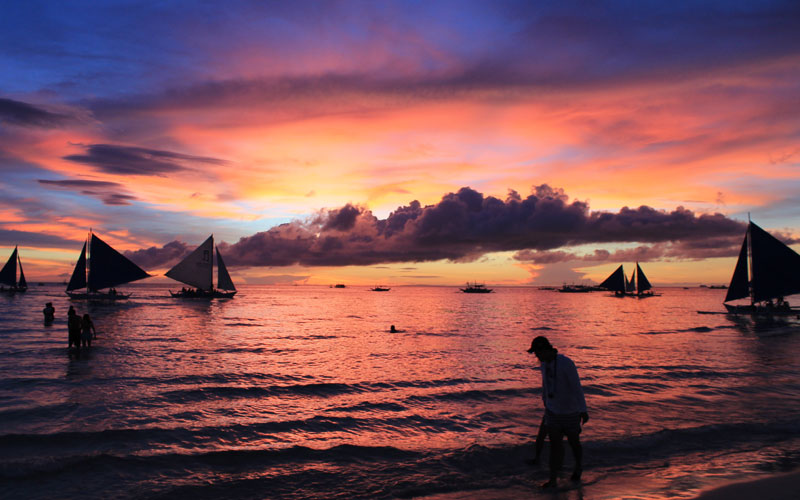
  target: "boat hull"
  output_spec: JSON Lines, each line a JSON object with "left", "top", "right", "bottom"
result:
{"left": 66, "top": 291, "right": 130, "bottom": 300}
{"left": 0, "top": 286, "right": 27, "bottom": 294}
{"left": 170, "top": 289, "right": 236, "bottom": 299}
{"left": 723, "top": 303, "right": 800, "bottom": 316}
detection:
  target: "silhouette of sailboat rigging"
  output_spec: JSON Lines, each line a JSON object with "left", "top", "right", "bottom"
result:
{"left": 0, "top": 246, "right": 27, "bottom": 293}
{"left": 723, "top": 220, "right": 800, "bottom": 315}
{"left": 66, "top": 231, "right": 150, "bottom": 299}
{"left": 166, "top": 235, "right": 236, "bottom": 298}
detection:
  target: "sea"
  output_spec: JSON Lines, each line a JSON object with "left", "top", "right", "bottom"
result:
{"left": 1, "top": 285, "right": 799, "bottom": 500}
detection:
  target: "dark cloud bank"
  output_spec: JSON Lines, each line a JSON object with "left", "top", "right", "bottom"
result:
{"left": 127, "top": 185, "right": 753, "bottom": 270}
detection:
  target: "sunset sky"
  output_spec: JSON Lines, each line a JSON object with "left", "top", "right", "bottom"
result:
{"left": 2, "top": 0, "right": 799, "bottom": 286}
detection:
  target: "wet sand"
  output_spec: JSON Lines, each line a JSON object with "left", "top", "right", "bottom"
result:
{"left": 693, "top": 470, "right": 800, "bottom": 500}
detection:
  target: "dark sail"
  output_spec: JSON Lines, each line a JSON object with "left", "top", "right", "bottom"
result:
{"left": 724, "top": 236, "right": 749, "bottom": 303}
{"left": 599, "top": 265, "right": 626, "bottom": 292}
{"left": 636, "top": 263, "right": 652, "bottom": 293}
{"left": 17, "top": 251, "right": 26, "bottom": 288}
{"left": 216, "top": 246, "right": 236, "bottom": 291}
{"left": 0, "top": 247, "right": 17, "bottom": 286}
{"left": 66, "top": 242, "right": 87, "bottom": 291}
{"left": 626, "top": 269, "right": 636, "bottom": 292}
{"left": 749, "top": 222, "right": 800, "bottom": 302}
{"left": 87, "top": 234, "right": 150, "bottom": 291}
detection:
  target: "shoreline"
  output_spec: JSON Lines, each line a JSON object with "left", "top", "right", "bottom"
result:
{"left": 693, "top": 469, "right": 800, "bottom": 500}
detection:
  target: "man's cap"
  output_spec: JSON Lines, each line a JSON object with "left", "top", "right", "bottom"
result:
{"left": 527, "top": 336, "right": 553, "bottom": 353}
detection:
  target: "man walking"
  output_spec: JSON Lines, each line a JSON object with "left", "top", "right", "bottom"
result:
{"left": 527, "top": 336, "right": 588, "bottom": 488}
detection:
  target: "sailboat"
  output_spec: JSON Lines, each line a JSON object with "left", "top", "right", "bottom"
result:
{"left": 599, "top": 263, "right": 657, "bottom": 297}
{"left": 722, "top": 220, "right": 800, "bottom": 315}
{"left": 66, "top": 231, "right": 151, "bottom": 299}
{"left": 0, "top": 246, "right": 27, "bottom": 293}
{"left": 166, "top": 235, "right": 236, "bottom": 298}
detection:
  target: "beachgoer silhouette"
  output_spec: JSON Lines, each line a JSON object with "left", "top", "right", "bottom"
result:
{"left": 81, "top": 313, "right": 96, "bottom": 348}
{"left": 527, "top": 336, "right": 589, "bottom": 488}
{"left": 43, "top": 302, "right": 55, "bottom": 324}
{"left": 67, "top": 308, "right": 82, "bottom": 355}
{"left": 390, "top": 325, "right": 397, "bottom": 333}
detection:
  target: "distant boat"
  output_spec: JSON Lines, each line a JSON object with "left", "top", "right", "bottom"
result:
{"left": 558, "top": 283, "right": 602, "bottom": 293}
{"left": 460, "top": 282, "right": 492, "bottom": 293}
{"left": 333, "top": 284, "right": 346, "bottom": 288}
{"left": 66, "top": 231, "right": 151, "bottom": 300}
{"left": 598, "top": 263, "right": 657, "bottom": 297}
{"left": 722, "top": 221, "right": 800, "bottom": 315}
{"left": 166, "top": 235, "right": 236, "bottom": 299}
{"left": 0, "top": 246, "right": 27, "bottom": 294}
{"left": 370, "top": 286, "right": 391, "bottom": 291}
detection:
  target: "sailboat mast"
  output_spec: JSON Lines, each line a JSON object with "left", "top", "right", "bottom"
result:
{"left": 746, "top": 222, "right": 754, "bottom": 306}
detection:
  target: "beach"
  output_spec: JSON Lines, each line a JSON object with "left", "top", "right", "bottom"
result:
{"left": 694, "top": 470, "right": 800, "bottom": 500}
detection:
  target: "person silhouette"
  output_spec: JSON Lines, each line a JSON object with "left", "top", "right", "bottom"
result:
{"left": 43, "top": 302, "right": 55, "bottom": 324}
{"left": 67, "top": 307, "right": 82, "bottom": 356}
{"left": 81, "top": 313, "right": 96, "bottom": 348}
{"left": 527, "top": 336, "right": 588, "bottom": 488}
{"left": 390, "top": 325, "right": 397, "bottom": 333}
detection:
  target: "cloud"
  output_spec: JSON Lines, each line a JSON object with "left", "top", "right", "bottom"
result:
{"left": 128, "top": 184, "right": 748, "bottom": 269}
{"left": 0, "top": 98, "right": 73, "bottom": 128}
{"left": 123, "top": 240, "right": 191, "bottom": 269}
{"left": 37, "top": 179, "right": 138, "bottom": 205}
{"left": 62, "top": 144, "right": 227, "bottom": 176}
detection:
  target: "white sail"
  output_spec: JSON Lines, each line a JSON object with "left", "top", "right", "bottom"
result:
{"left": 216, "top": 246, "right": 236, "bottom": 291}
{"left": 166, "top": 235, "right": 213, "bottom": 290}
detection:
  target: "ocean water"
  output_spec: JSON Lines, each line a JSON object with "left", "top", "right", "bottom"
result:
{"left": 1, "top": 285, "right": 799, "bottom": 500}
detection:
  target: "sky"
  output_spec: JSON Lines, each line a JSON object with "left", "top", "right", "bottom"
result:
{"left": 1, "top": 0, "right": 800, "bottom": 286}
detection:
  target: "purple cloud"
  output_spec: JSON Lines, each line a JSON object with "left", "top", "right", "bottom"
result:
{"left": 37, "top": 179, "right": 137, "bottom": 206}
{"left": 129, "top": 185, "right": 749, "bottom": 269}
{"left": 0, "top": 98, "right": 72, "bottom": 128}
{"left": 62, "top": 144, "right": 227, "bottom": 176}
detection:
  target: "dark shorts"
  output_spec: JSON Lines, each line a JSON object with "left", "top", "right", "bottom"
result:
{"left": 545, "top": 411, "right": 581, "bottom": 434}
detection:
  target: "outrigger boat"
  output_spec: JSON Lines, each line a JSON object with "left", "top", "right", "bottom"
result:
{"left": 0, "top": 246, "right": 27, "bottom": 293}
{"left": 166, "top": 235, "right": 236, "bottom": 299}
{"left": 66, "top": 231, "right": 151, "bottom": 300}
{"left": 370, "top": 286, "right": 391, "bottom": 291}
{"left": 460, "top": 282, "right": 492, "bottom": 293}
{"left": 721, "top": 220, "right": 800, "bottom": 316}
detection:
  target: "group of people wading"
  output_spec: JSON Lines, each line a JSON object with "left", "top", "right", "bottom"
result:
{"left": 43, "top": 302, "right": 96, "bottom": 357}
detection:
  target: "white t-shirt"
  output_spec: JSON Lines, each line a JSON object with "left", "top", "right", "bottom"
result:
{"left": 539, "top": 353, "right": 587, "bottom": 415}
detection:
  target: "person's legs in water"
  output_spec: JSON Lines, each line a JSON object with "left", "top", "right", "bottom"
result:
{"left": 543, "top": 426, "right": 565, "bottom": 487}
{"left": 566, "top": 430, "right": 583, "bottom": 481}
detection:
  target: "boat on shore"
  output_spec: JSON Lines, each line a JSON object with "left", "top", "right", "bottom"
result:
{"left": 66, "top": 231, "right": 151, "bottom": 300}
{"left": 460, "top": 282, "right": 492, "bottom": 293}
{"left": 721, "top": 220, "right": 800, "bottom": 316}
{"left": 166, "top": 235, "right": 236, "bottom": 299}
{"left": 0, "top": 246, "right": 27, "bottom": 294}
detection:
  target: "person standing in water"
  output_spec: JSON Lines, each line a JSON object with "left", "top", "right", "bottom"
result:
{"left": 43, "top": 302, "right": 55, "bottom": 324}
{"left": 81, "top": 313, "right": 96, "bottom": 348}
{"left": 67, "top": 307, "right": 82, "bottom": 355}
{"left": 527, "top": 336, "right": 588, "bottom": 488}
